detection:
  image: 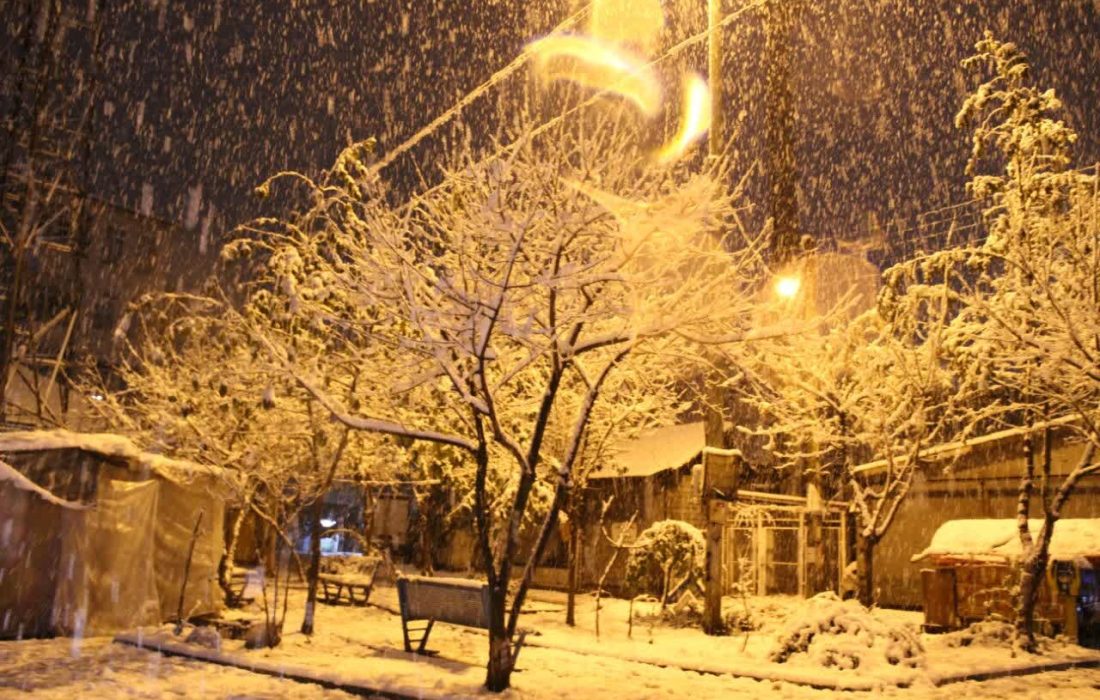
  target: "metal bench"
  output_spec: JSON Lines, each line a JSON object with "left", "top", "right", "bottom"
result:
{"left": 318, "top": 558, "right": 378, "bottom": 606}
{"left": 396, "top": 575, "right": 527, "bottom": 660}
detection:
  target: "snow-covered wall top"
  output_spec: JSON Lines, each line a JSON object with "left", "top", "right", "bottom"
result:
{"left": 0, "top": 430, "right": 225, "bottom": 484}
{"left": 912, "top": 518, "right": 1100, "bottom": 563}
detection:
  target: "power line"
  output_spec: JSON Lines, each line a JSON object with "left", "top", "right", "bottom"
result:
{"left": 367, "top": 3, "right": 594, "bottom": 177}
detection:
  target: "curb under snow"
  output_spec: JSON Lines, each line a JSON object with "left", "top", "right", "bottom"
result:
{"left": 114, "top": 629, "right": 1100, "bottom": 696}
{"left": 113, "top": 631, "right": 444, "bottom": 700}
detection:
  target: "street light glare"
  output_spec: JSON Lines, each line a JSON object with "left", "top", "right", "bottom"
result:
{"left": 775, "top": 275, "right": 801, "bottom": 299}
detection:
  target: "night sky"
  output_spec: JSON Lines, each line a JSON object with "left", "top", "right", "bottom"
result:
{"left": 6, "top": 0, "right": 1100, "bottom": 256}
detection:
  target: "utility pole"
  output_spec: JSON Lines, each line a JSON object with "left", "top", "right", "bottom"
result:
{"left": 763, "top": 0, "right": 802, "bottom": 263}
{"left": 763, "top": 0, "right": 828, "bottom": 595}
{"left": 701, "top": 0, "right": 814, "bottom": 631}
{"left": 701, "top": 0, "right": 733, "bottom": 636}
{"left": 707, "top": 0, "right": 724, "bottom": 161}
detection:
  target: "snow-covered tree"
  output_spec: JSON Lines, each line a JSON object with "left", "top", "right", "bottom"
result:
{"left": 624, "top": 519, "right": 705, "bottom": 608}
{"left": 236, "top": 114, "right": 768, "bottom": 689}
{"left": 886, "top": 33, "right": 1100, "bottom": 651}
{"left": 81, "top": 283, "right": 388, "bottom": 643}
{"left": 741, "top": 308, "right": 953, "bottom": 606}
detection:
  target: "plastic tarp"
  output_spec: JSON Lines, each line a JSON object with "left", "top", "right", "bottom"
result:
{"left": 154, "top": 476, "right": 225, "bottom": 621}
{"left": 53, "top": 479, "right": 162, "bottom": 636}
{"left": 0, "top": 482, "right": 64, "bottom": 638}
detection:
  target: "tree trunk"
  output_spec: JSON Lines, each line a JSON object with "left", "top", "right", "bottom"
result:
{"left": 566, "top": 516, "right": 579, "bottom": 627}
{"left": 1015, "top": 518, "right": 1054, "bottom": 652}
{"left": 301, "top": 498, "right": 324, "bottom": 635}
{"left": 855, "top": 532, "right": 876, "bottom": 607}
{"left": 485, "top": 584, "right": 514, "bottom": 692}
{"left": 220, "top": 502, "right": 250, "bottom": 601}
{"left": 1016, "top": 560, "right": 1041, "bottom": 652}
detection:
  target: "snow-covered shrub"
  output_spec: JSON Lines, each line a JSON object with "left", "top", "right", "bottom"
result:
{"left": 769, "top": 592, "right": 924, "bottom": 671}
{"left": 184, "top": 625, "right": 222, "bottom": 651}
{"left": 723, "top": 607, "right": 759, "bottom": 632}
{"left": 624, "top": 520, "right": 704, "bottom": 604}
{"left": 942, "top": 619, "right": 1054, "bottom": 654}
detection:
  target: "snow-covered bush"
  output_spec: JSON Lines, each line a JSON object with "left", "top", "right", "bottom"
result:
{"left": 624, "top": 520, "right": 704, "bottom": 605}
{"left": 942, "top": 619, "right": 1054, "bottom": 654}
{"left": 769, "top": 592, "right": 924, "bottom": 671}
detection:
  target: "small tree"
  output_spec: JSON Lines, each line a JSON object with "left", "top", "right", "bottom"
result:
{"left": 888, "top": 33, "right": 1100, "bottom": 651}
{"left": 543, "top": 351, "right": 685, "bottom": 626}
{"left": 742, "top": 310, "right": 954, "bottom": 606}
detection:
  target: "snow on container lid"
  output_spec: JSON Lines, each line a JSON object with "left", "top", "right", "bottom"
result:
{"left": 911, "top": 518, "right": 1100, "bottom": 563}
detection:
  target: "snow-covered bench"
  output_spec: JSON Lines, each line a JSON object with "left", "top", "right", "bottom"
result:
{"left": 318, "top": 557, "right": 378, "bottom": 606}
{"left": 396, "top": 575, "right": 527, "bottom": 659}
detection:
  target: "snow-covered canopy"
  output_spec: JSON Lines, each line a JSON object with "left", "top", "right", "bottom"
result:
{"left": 912, "top": 519, "right": 1100, "bottom": 563}
{"left": 0, "top": 458, "right": 86, "bottom": 509}
{"left": 589, "top": 422, "right": 705, "bottom": 480}
{"left": 0, "top": 430, "right": 225, "bottom": 484}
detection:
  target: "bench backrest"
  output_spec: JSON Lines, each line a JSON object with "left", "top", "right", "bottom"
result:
{"left": 397, "top": 575, "right": 491, "bottom": 629}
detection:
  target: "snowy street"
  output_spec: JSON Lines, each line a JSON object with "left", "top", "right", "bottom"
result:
{"left": 6, "top": 585, "right": 1100, "bottom": 699}
{"left": 0, "top": 637, "right": 361, "bottom": 699}
{"left": 4, "top": 625, "right": 1100, "bottom": 699}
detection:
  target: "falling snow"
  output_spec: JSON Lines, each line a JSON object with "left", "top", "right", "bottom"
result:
{"left": 3, "top": 1, "right": 1100, "bottom": 697}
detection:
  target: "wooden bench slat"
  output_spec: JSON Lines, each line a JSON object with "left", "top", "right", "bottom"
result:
{"left": 396, "top": 576, "right": 531, "bottom": 666}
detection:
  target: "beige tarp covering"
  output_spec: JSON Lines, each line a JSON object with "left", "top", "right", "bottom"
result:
{"left": 53, "top": 479, "right": 162, "bottom": 636}
{"left": 1, "top": 434, "right": 229, "bottom": 639}
{"left": 154, "top": 476, "right": 225, "bottom": 621}
{"left": 0, "top": 482, "right": 65, "bottom": 638}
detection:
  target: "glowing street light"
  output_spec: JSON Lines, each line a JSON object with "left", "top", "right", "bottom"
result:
{"left": 774, "top": 274, "right": 801, "bottom": 300}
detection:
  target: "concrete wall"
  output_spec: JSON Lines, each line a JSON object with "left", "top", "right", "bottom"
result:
{"left": 876, "top": 439, "right": 1100, "bottom": 608}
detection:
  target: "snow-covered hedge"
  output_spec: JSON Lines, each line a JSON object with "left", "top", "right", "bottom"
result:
{"left": 624, "top": 520, "right": 704, "bottom": 602}
{"left": 769, "top": 592, "right": 924, "bottom": 671}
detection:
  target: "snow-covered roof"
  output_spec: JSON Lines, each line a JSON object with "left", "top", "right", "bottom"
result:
{"left": 589, "top": 422, "right": 705, "bottom": 480}
{"left": 911, "top": 518, "right": 1100, "bottom": 563}
{"left": 0, "top": 429, "right": 225, "bottom": 483}
{"left": 0, "top": 458, "right": 86, "bottom": 509}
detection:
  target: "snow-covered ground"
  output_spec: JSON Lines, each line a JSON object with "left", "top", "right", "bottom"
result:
{"left": 0, "top": 636, "right": 361, "bottom": 698}
{"left": 4, "top": 584, "right": 1100, "bottom": 699}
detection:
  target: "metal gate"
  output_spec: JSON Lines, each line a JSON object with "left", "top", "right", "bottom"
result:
{"left": 720, "top": 490, "right": 848, "bottom": 597}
